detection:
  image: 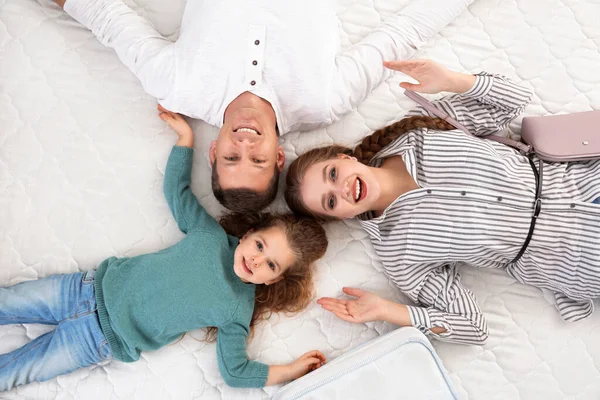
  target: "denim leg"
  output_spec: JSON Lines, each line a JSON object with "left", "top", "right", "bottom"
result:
{"left": 0, "top": 271, "right": 94, "bottom": 325}
{"left": 0, "top": 270, "right": 112, "bottom": 391}
{"left": 0, "top": 310, "right": 112, "bottom": 391}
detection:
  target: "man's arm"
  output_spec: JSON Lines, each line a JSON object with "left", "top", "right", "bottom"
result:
{"left": 329, "top": 0, "right": 472, "bottom": 121}
{"left": 57, "top": 0, "right": 175, "bottom": 103}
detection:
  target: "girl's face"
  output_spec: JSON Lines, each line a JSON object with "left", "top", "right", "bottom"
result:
{"left": 233, "top": 226, "right": 296, "bottom": 285}
{"left": 300, "top": 154, "right": 381, "bottom": 219}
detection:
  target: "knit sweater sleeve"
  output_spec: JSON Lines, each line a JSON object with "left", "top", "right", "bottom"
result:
{"left": 163, "top": 146, "right": 222, "bottom": 234}
{"left": 216, "top": 320, "right": 269, "bottom": 388}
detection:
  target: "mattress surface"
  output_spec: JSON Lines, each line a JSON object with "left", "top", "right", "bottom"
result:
{"left": 1, "top": 0, "right": 600, "bottom": 399}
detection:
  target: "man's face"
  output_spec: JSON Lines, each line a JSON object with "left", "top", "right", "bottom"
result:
{"left": 210, "top": 93, "right": 285, "bottom": 192}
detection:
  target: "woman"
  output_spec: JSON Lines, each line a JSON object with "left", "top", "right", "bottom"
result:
{"left": 285, "top": 59, "right": 600, "bottom": 345}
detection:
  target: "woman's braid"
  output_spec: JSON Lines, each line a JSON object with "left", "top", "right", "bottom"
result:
{"left": 352, "top": 116, "right": 455, "bottom": 165}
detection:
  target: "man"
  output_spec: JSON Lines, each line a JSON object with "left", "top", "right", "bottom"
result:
{"left": 54, "top": 0, "right": 471, "bottom": 212}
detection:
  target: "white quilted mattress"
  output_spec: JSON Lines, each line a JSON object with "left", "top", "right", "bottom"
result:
{"left": 1, "top": 0, "right": 600, "bottom": 399}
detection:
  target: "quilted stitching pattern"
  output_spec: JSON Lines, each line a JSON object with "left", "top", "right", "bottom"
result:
{"left": 1, "top": 0, "right": 600, "bottom": 398}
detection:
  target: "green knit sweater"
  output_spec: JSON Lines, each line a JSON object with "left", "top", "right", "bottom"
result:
{"left": 94, "top": 146, "right": 269, "bottom": 388}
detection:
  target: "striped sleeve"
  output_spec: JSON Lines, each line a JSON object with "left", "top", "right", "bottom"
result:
{"left": 554, "top": 292, "right": 594, "bottom": 322}
{"left": 404, "top": 263, "right": 489, "bottom": 345}
{"left": 407, "top": 72, "right": 534, "bottom": 137}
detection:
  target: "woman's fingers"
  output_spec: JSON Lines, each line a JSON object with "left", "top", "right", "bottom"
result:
{"left": 384, "top": 59, "right": 425, "bottom": 72}
{"left": 399, "top": 82, "right": 423, "bottom": 91}
{"left": 384, "top": 59, "right": 413, "bottom": 71}
{"left": 317, "top": 297, "right": 346, "bottom": 306}
{"left": 331, "top": 309, "right": 357, "bottom": 323}
{"left": 320, "top": 301, "right": 349, "bottom": 316}
{"left": 342, "top": 287, "right": 365, "bottom": 298}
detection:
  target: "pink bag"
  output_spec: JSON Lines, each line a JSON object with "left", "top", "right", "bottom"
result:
{"left": 404, "top": 90, "right": 600, "bottom": 162}
{"left": 521, "top": 111, "right": 600, "bottom": 162}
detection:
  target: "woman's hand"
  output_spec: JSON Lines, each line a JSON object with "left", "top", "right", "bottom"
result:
{"left": 266, "top": 351, "right": 326, "bottom": 385}
{"left": 384, "top": 59, "right": 476, "bottom": 94}
{"left": 158, "top": 104, "right": 194, "bottom": 148}
{"left": 317, "top": 287, "right": 388, "bottom": 324}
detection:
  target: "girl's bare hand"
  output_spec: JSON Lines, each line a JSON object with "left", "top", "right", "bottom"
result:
{"left": 287, "top": 350, "right": 326, "bottom": 380}
{"left": 158, "top": 104, "right": 193, "bottom": 137}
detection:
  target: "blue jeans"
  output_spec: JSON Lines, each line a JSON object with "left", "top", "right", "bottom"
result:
{"left": 0, "top": 270, "right": 112, "bottom": 392}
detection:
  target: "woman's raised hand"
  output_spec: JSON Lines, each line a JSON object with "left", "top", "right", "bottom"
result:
{"left": 317, "top": 287, "right": 388, "bottom": 324}
{"left": 384, "top": 59, "right": 476, "bottom": 94}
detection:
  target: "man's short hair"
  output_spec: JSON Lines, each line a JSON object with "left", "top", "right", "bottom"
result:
{"left": 211, "top": 161, "right": 280, "bottom": 212}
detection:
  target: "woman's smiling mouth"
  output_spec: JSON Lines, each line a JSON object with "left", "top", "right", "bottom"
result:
{"left": 353, "top": 177, "right": 367, "bottom": 203}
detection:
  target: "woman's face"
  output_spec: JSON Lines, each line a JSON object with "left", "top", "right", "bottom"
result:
{"left": 300, "top": 154, "right": 381, "bottom": 219}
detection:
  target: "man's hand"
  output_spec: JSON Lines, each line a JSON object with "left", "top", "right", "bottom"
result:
{"left": 384, "top": 59, "right": 476, "bottom": 94}
{"left": 53, "top": 0, "right": 66, "bottom": 8}
{"left": 317, "top": 287, "right": 388, "bottom": 324}
{"left": 158, "top": 104, "right": 194, "bottom": 148}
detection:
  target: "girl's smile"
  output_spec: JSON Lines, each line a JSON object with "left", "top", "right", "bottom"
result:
{"left": 233, "top": 226, "right": 296, "bottom": 285}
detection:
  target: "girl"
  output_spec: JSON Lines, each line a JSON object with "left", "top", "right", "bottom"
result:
{"left": 285, "top": 58, "right": 600, "bottom": 345}
{"left": 0, "top": 107, "right": 327, "bottom": 391}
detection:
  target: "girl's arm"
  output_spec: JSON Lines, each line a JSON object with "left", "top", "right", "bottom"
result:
{"left": 389, "top": 59, "right": 534, "bottom": 137}
{"left": 59, "top": 0, "right": 175, "bottom": 105}
{"left": 161, "top": 107, "right": 221, "bottom": 234}
{"left": 329, "top": 0, "right": 472, "bottom": 121}
{"left": 217, "top": 323, "right": 325, "bottom": 388}
{"left": 319, "top": 263, "right": 488, "bottom": 345}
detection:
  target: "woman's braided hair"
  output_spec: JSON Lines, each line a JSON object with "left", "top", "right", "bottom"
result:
{"left": 285, "top": 115, "right": 455, "bottom": 219}
{"left": 353, "top": 115, "right": 455, "bottom": 165}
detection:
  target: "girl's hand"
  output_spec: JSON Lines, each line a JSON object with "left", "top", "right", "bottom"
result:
{"left": 287, "top": 350, "right": 326, "bottom": 380}
{"left": 317, "top": 287, "right": 388, "bottom": 324}
{"left": 158, "top": 104, "right": 193, "bottom": 137}
{"left": 383, "top": 59, "right": 476, "bottom": 94}
{"left": 158, "top": 104, "right": 194, "bottom": 148}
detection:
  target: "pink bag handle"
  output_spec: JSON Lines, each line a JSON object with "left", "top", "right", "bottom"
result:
{"left": 404, "top": 90, "right": 533, "bottom": 155}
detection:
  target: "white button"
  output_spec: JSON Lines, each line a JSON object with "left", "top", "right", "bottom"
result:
{"left": 583, "top": 141, "right": 589, "bottom": 145}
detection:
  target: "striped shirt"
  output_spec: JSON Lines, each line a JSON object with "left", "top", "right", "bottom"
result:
{"left": 358, "top": 73, "right": 600, "bottom": 345}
